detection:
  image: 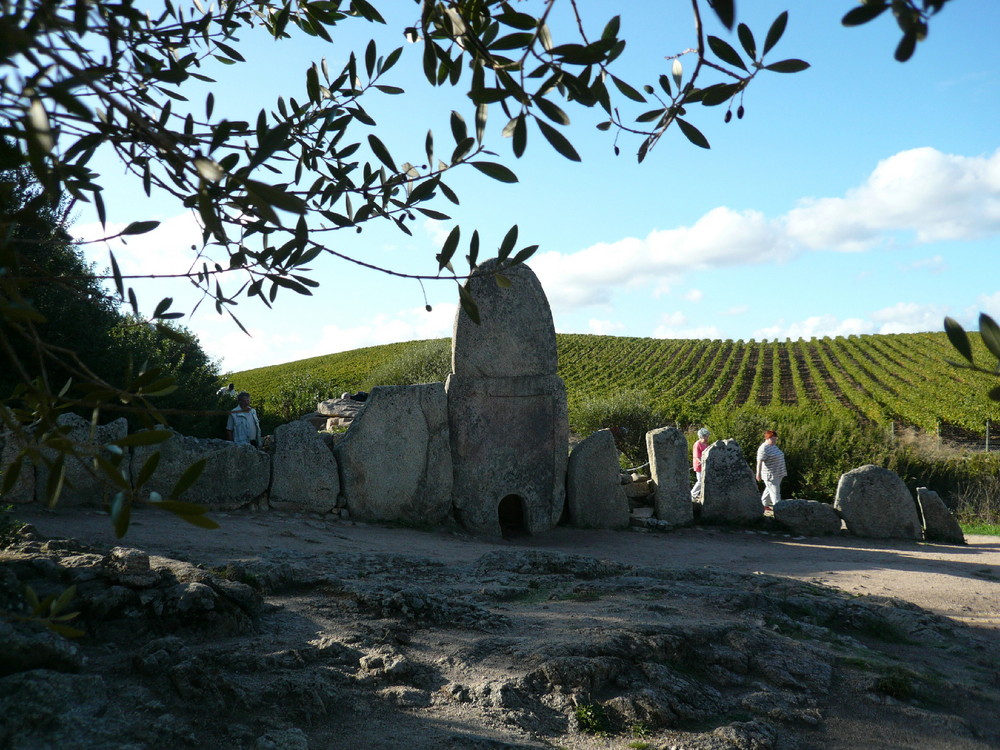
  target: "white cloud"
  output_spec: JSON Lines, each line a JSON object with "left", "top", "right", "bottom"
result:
{"left": 721, "top": 304, "right": 749, "bottom": 316}
{"left": 652, "top": 312, "right": 722, "bottom": 339}
{"left": 784, "top": 147, "right": 1000, "bottom": 250}
{"left": 870, "top": 302, "right": 949, "bottom": 334}
{"left": 754, "top": 315, "right": 872, "bottom": 341}
{"left": 907, "top": 255, "right": 947, "bottom": 274}
{"left": 588, "top": 319, "right": 625, "bottom": 335}
{"left": 531, "top": 147, "right": 1000, "bottom": 315}
{"left": 752, "top": 301, "right": 952, "bottom": 342}
{"left": 976, "top": 291, "right": 1000, "bottom": 322}
{"left": 682, "top": 288, "right": 703, "bottom": 302}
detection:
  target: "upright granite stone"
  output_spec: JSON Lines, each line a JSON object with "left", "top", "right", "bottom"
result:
{"left": 129, "top": 432, "right": 270, "bottom": 509}
{"left": 566, "top": 430, "right": 629, "bottom": 529}
{"left": 446, "top": 259, "right": 569, "bottom": 537}
{"left": 699, "top": 439, "right": 761, "bottom": 524}
{"left": 773, "top": 499, "right": 842, "bottom": 537}
{"left": 834, "top": 465, "right": 921, "bottom": 540}
{"left": 36, "top": 413, "right": 128, "bottom": 507}
{"left": 269, "top": 420, "right": 340, "bottom": 513}
{"left": 334, "top": 383, "right": 452, "bottom": 525}
{"left": 646, "top": 426, "right": 692, "bottom": 525}
{"left": 916, "top": 487, "right": 965, "bottom": 545}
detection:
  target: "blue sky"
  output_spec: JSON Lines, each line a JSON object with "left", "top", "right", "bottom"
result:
{"left": 73, "top": 1, "right": 1000, "bottom": 373}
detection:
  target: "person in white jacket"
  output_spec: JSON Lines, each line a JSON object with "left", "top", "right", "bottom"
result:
{"left": 226, "top": 391, "right": 262, "bottom": 447}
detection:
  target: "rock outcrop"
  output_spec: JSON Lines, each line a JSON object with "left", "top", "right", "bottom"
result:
{"left": 335, "top": 383, "right": 452, "bottom": 526}
{"left": 698, "top": 439, "right": 761, "bottom": 524}
{"left": 834, "top": 465, "right": 921, "bottom": 540}
{"left": 646, "top": 426, "right": 692, "bottom": 526}
{"left": 566, "top": 429, "right": 630, "bottom": 529}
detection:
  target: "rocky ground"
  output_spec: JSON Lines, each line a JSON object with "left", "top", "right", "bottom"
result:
{"left": 2, "top": 506, "right": 999, "bottom": 750}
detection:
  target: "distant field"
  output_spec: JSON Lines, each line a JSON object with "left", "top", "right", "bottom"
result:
{"left": 231, "top": 331, "right": 999, "bottom": 438}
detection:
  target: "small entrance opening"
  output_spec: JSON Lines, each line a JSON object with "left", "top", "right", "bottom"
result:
{"left": 497, "top": 494, "right": 527, "bottom": 538}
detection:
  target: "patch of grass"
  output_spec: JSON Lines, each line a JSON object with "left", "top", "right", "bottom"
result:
{"left": 628, "top": 742, "right": 651, "bottom": 750}
{"left": 961, "top": 523, "right": 1000, "bottom": 536}
{"left": 0, "top": 504, "right": 23, "bottom": 543}
{"left": 574, "top": 703, "right": 613, "bottom": 736}
{"left": 874, "top": 668, "right": 915, "bottom": 701}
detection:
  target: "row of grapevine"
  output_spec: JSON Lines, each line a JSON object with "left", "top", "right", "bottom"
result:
{"left": 232, "top": 331, "right": 1000, "bottom": 437}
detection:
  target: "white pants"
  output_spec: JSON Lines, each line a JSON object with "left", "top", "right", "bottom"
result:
{"left": 761, "top": 476, "right": 782, "bottom": 507}
{"left": 691, "top": 473, "right": 704, "bottom": 501}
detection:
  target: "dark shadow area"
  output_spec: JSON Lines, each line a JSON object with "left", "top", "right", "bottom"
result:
{"left": 498, "top": 494, "right": 527, "bottom": 539}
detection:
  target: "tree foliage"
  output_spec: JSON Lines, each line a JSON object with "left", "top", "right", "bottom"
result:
{"left": 0, "top": 0, "right": 957, "bottom": 523}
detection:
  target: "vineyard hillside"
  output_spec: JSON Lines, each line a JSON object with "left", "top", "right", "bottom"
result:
{"left": 231, "top": 332, "right": 999, "bottom": 440}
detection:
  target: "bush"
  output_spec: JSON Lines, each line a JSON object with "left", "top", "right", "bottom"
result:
{"left": 571, "top": 389, "right": 672, "bottom": 466}
{"left": 255, "top": 373, "right": 337, "bottom": 434}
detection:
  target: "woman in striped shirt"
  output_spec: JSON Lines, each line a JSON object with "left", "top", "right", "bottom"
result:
{"left": 755, "top": 429, "right": 787, "bottom": 512}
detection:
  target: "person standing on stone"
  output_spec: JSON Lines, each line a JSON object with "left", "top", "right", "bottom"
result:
{"left": 755, "top": 429, "right": 787, "bottom": 512}
{"left": 226, "top": 391, "right": 262, "bottom": 447}
{"left": 690, "top": 427, "right": 711, "bottom": 501}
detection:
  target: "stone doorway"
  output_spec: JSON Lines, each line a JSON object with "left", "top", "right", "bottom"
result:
{"left": 497, "top": 494, "right": 527, "bottom": 538}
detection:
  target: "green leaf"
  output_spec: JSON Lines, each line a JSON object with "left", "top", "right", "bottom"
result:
{"left": 676, "top": 118, "right": 710, "bottom": 149}
{"left": 458, "top": 283, "right": 480, "bottom": 325}
{"left": 495, "top": 273, "right": 511, "bottom": 289}
{"left": 979, "top": 313, "right": 1000, "bottom": 363}
{"left": 176, "top": 513, "right": 221, "bottom": 530}
{"left": 895, "top": 31, "right": 917, "bottom": 63}
{"left": 510, "top": 245, "right": 538, "bottom": 265}
{"left": 536, "top": 119, "right": 580, "bottom": 162}
{"left": 763, "top": 11, "right": 789, "bottom": 56}
{"left": 698, "top": 83, "right": 738, "bottom": 107}
{"left": 475, "top": 102, "right": 487, "bottom": 144}
{"left": 763, "top": 59, "right": 810, "bottom": 73}
{"left": 367, "top": 134, "right": 396, "bottom": 171}
{"left": 437, "top": 226, "right": 461, "bottom": 271}
{"left": 534, "top": 96, "right": 570, "bottom": 126}
{"left": 48, "top": 623, "right": 86, "bottom": 639}
{"left": 135, "top": 451, "right": 161, "bottom": 490}
{"left": 943, "top": 317, "right": 973, "bottom": 363}
{"left": 170, "top": 458, "right": 207, "bottom": 499}
{"left": 737, "top": 23, "right": 757, "bottom": 59}
{"left": 470, "top": 162, "right": 518, "bottom": 183}
{"left": 709, "top": 0, "right": 735, "bottom": 30}
{"left": 51, "top": 585, "right": 77, "bottom": 616}
{"left": 246, "top": 179, "right": 307, "bottom": 214}
{"left": 498, "top": 225, "right": 518, "bottom": 262}
{"left": 450, "top": 110, "right": 467, "bottom": 144}
{"left": 707, "top": 36, "right": 747, "bottom": 71}
{"left": 610, "top": 74, "right": 646, "bottom": 103}
{"left": 111, "top": 492, "right": 131, "bottom": 538}
{"left": 214, "top": 41, "right": 246, "bottom": 62}
{"left": 122, "top": 221, "right": 160, "bottom": 236}
{"left": 842, "top": 3, "right": 889, "bottom": 28}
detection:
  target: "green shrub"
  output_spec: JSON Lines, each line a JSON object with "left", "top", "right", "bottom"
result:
{"left": 571, "top": 389, "right": 672, "bottom": 466}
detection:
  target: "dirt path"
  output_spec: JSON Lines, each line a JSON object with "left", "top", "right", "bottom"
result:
{"left": 16, "top": 506, "right": 1000, "bottom": 630}
{"left": 7, "top": 505, "right": 1000, "bottom": 750}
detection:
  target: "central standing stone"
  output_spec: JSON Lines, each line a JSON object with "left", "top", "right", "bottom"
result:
{"left": 446, "top": 259, "right": 569, "bottom": 537}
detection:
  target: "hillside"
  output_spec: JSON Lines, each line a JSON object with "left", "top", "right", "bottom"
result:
{"left": 231, "top": 332, "right": 999, "bottom": 439}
